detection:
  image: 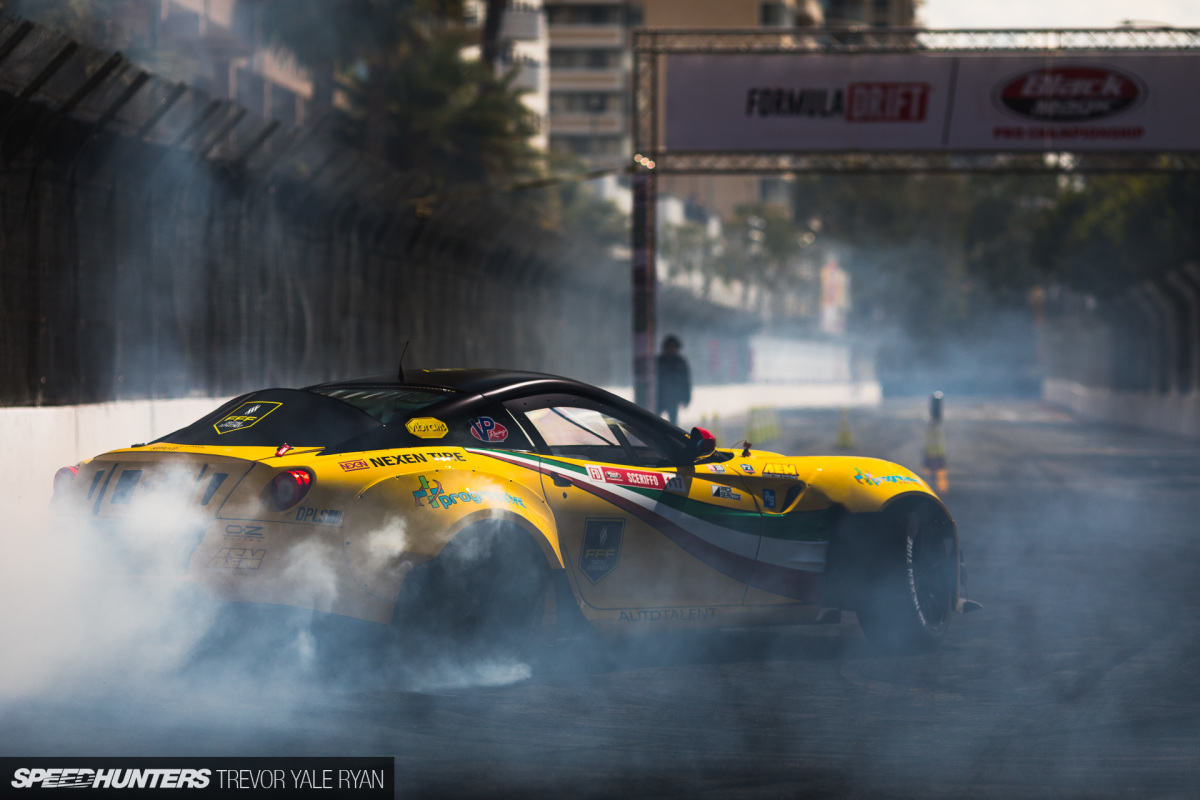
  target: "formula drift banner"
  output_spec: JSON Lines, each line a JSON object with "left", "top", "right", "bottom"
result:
{"left": 664, "top": 52, "right": 1200, "bottom": 152}
{"left": 1, "top": 758, "right": 392, "bottom": 798}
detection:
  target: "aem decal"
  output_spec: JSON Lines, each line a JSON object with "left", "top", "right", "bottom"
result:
{"left": 763, "top": 463, "right": 800, "bottom": 479}
{"left": 994, "top": 65, "right": 1146, "bottom": 122}
{"left": 579, "top": 519, "right": 624, "bottom": 584}
{"left": 470, "top": 416, "right": 509, "bottom": 443}
{"left": 206, "top": 548, "right": 266, "bottom": 570}
{"left": 405, "top": 417, "right": 448, "bottom": 439}
{"left": 214, "top": 402, "right": 281, "bottom": 434}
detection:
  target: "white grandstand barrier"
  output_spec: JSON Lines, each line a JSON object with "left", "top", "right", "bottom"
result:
{"left": 2, "top": 397, "right": 229, "bottom": 508}
{"left": 1043, "top": 379, "right": 1200, "bottom": 439}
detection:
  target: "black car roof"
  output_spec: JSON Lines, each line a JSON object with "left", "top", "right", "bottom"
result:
{"left": 306, "top": 368, "right": 607, "bottom": 399}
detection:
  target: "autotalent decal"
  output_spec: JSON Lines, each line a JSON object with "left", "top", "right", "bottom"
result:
{"left": 468, "top": 449, "right": 827, "bottom": 602}
{"left": 579, "top": 518, "right": 624, "bottom": 584}
{"left": 213, "top": 402, "right": 282, "bottom": 434}
{"left": 405, "top": 417, "right": 449, "bottom": 439}
{"left": 470, "top": 416, "right": 509, "bottom": 443}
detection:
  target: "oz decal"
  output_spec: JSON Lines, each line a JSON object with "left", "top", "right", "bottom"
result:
{"left": 470, "top": 416, "right": 509, "bottom": 443}
{"left": 213, "top": 402, "right": 281, "bottom": 434}
{"left": 579, "top": 519, "right": 624, "bottom": 584}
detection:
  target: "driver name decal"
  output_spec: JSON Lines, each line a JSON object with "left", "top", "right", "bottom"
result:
{"left": 579, "top": 518, "right": 624, "bottom": 584}
{"left": 213, "top": 402, "right": 282, "bottom": 434}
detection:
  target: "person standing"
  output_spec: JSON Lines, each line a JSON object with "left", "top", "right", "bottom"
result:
{"left": 656, "top": 334, "right": 692, "bottom": 426}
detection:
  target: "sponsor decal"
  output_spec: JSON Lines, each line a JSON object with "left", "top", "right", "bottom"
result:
{"left": 846, "top": 82, "right": 931, "bottom": 122}
{"left": 339, "top": 459, "right": 369, "bottom": 472}
{"left": 213, "top": 402, "right": 281, "bottom": 434}
{"left": 295, "top": 507, "right": 343, "bottom": 525}
{"left": 706, "top": 464, "right": 726, "bottom": 474}
{"left": 854, "top": 468, "right": 919, "bottom": 486}
{"left": 405, "top": 417, "right": 448, "bottom": 439}
{"left": 428, "top": 451, "right": 466, "bottom": 462}
{"left": 9, "top": 768, "right": 212, "bottom": 790}
{"left": 664, "top": 474, "right": 686, "bottom": 493}
{"left": 205, "top": 548, "right": 265, "bottom": 570}
{"left": 411, "top": 475, "right": 525, "bottom": 510}
{"left": 740, "top": 464, "right": 755, "bottom": 475}
{"left": 745, "top": 87, "right": 844, "bottom": 118}
{"left": 763, "top": 488, "right": 777, "bottom": 510}
{"left": 223, "top": 524, "right": 263, "bottom": 539}
{"left": 469, "top": 416, "right": 509, "bottom": 443}
{"left": 579, "top": 519, "right": 624, "bottom": 584}
{"left": 744, "top": 82, "right": 929, "bottom": 123}
{"left": 711, "top": 484, "right": 742, "bottom": 502}
{"left": 585, "top": 464, "right": 672, "bottom": 491}
{"left": 618, "top": 607, "right": 717, "bottom": 623}
{"left": 370, "top": 452, "right": 428, "bottom": 467}
{"left": 763, "top": 463, "right": 799, "bottom": 479}
{"left": 994, "top": 65, "right": 1145, "bottom": 122}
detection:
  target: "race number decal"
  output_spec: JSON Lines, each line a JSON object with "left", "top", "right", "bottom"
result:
{"left": 213, "top": 402, "right": 282, "bottom": 434}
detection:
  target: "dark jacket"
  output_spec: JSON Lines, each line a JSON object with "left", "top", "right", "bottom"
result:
{"left": 656, "top": 352, "right": 692, "bottom": 411}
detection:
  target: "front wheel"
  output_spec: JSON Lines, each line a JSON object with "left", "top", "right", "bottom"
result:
{"left": 855, "top": 501, "right": 957, "bottom": 653}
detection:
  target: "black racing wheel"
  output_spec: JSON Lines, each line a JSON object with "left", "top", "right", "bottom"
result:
{"left": 855, "top": 500, "right": 958, "bottom": 653}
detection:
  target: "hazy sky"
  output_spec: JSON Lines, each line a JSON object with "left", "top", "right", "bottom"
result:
{"left": 921, "top": 0, "right": 1200, "bottom": 29}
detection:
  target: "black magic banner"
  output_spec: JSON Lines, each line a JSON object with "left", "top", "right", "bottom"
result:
{"left": 0, "top": 758, "right": 391, "bottom": 798}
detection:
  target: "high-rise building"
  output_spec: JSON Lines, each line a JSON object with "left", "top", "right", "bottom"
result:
{"left": 464, "top": 1, "right": 551, "bottom": 151}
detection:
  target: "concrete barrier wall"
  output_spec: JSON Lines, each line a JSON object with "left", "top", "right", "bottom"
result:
{"left": 3, "top": 382, "right": 880, "bottom": 508}
{"left": 2, "top": 397, "right": 230, "bottom": 507}
{"left": 1043, "top": 379, "right": 1200, "bottom": 438}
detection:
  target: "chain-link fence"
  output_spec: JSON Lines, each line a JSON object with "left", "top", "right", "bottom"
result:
{"left": 0, "top": 15, "right": 630, "bottom": 406}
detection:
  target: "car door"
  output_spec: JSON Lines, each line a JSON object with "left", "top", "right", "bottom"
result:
{"left": 505, "top": 393, "right": 762, "bottom": 616}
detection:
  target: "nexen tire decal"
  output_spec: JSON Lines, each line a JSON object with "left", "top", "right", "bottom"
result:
{"left": 471, "top": 450, "right": 825, "bottom": 601}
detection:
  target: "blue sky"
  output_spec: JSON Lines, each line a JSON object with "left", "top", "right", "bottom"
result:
{"left": 921, "top": 0, "right": 1200, "bottom": 29}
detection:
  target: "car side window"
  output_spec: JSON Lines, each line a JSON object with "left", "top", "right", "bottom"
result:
{"left": 521, "top": 405, "right": 671, "bottom": 467}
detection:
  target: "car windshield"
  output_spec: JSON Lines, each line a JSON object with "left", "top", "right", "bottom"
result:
{"left": 310, "top": 386, "right": 457, "bottom": 424}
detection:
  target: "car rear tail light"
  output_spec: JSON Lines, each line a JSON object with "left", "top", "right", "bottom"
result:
{"left": 53, "top": 465, "right": 79, "bottom": 495}
{"left": 271, "top": 469, "right": 312, "bottom": 510}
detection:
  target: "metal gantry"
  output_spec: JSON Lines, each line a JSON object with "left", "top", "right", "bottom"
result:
{"left": 628, "top": 27, "right": 1200, "bottom": 408}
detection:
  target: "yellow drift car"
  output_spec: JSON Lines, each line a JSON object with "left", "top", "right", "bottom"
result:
{"left": 54, "top": 369, "right": 976, "bottom": 654}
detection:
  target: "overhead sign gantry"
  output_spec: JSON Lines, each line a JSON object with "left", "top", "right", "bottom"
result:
{"left": 629, "top": 26, "right": 1200, "bottom": 410}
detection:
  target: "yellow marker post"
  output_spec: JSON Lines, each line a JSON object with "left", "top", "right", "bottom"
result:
{"left": 836, "top": 407, "right": 854, "bottom": 450}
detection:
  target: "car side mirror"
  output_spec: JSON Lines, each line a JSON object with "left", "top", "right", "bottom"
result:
{"left": 686, "top": 426, "right": 717, "bottom": 461}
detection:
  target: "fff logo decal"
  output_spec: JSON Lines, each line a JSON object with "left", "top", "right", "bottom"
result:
{"left": 579, "top": 519, "right": 624, "bottom": 584}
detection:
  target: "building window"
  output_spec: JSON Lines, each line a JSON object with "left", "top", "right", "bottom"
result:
{"left": 550, "top": 92, "right": 623, "bottom": 113}
{"left": 760, "top": 3, "right": 794, "bottom": 27}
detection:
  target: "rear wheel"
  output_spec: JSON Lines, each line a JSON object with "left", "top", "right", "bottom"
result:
{"left": 393, "top": 521, "right": 551, "bottom": 662}
{"left": 855, "top": 501, "right": 957, "bottom": 653}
